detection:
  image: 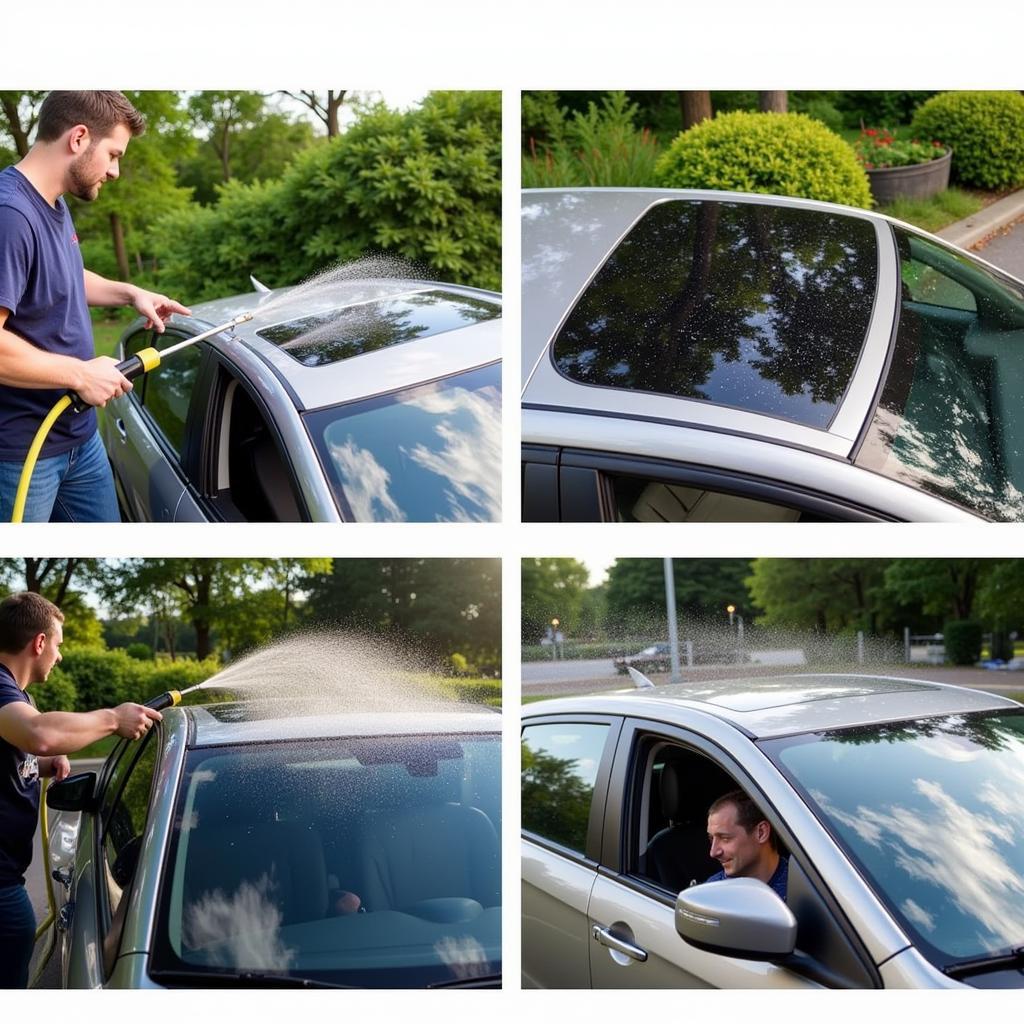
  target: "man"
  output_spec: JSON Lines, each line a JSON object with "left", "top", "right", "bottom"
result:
{"left": 0, "top": 91, "right": 191, "bottom": 522}
{"left": 0, "top": 591, "right": 160, "bottom": 988}
{"left": 706, "top": 789, "right": 788, "bottom": 900}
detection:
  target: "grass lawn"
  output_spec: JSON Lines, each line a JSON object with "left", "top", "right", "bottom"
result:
{"left": 879, "top": 187, "right": 985, "bottom": 234}
{"left": 91, "top": 319, "right": 124, "bottom": 358}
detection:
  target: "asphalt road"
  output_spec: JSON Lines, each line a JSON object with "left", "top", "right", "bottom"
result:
{"left": 972, "top": 214, "right": 1024, "bottom": 279}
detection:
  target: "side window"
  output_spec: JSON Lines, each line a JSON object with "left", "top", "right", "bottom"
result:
{"left": 521, "top": 722, "right": 609, "bottom": 855}
{"left": 901, "top": 250, "right": 977, "bottom": 312}
{"left": 629, "top": 740, "right": 744, "bottom": 894}
{"left": 102, "top": 733, "right": 159, "bottom": 921}
{"left": 608, "top": 474, "right": 808, "bottom": 523}
{"left": 124, "top": 328, "right": 202, "bottom": 458}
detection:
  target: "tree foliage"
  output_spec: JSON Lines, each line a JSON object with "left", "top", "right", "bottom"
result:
{"left": 521, "top": 558, "right": 590, "bottom": 641}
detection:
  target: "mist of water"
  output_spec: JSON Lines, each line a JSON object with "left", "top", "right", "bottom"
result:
{"left": 189, "top": 629, "right": 477, "bottom": 712}
{"left": 248, "top": 254, "right": 427, "bottom": 324}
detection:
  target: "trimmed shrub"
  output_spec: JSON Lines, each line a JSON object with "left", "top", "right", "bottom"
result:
{"left": 149, "top": 91, "right": 500, "bottom": 298}
{"left": 910, "top": 91, "right": 1024, "bottom": 189}
{"left": 126, "top": 642, "right": 153, "bottom": 661}
{"left": 30, "top": 668, "right": 78, "bottom": 713}
{"left": 60, "top": 647, "right": 136, "bottom": 712}
{"left": 990, "top": 630, "right": 1014, "bottom": 662}
{"left": 944, "top": 620, "right": 983, "bottom": 666}
{"left": 654, "top": 111, "right": 873, "bottom": 209}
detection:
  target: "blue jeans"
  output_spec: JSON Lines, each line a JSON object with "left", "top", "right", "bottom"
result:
{"left": 0, "top": 882, "right": 36, "bottom": 988}
{"left": 0, "top": 430, "right": 120, "bottom": 523}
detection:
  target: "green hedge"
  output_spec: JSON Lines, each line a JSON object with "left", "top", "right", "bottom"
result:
{"left": 149, "top": 91, "right": 500, "bottom": 299}
{"left": 944, "top": 620, "right": 983, "bottom": 666}
{"left": 42, "top": 647, "right": 221, "bottom": 712}
{"left": 911, "top": 91, "right": 1024, "bottom": 190}
{"left": 654, "top": 111, "right": 873, "bottom": 209}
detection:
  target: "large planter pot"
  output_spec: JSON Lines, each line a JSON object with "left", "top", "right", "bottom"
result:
{"left": 866, "top": 147, "right": 952, "bottom": 205}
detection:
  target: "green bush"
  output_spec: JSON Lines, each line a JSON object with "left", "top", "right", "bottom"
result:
{"left": 911, "top": 92, "right": 1024, "bottom": 189}
{"left": 990, "top": 630, "right": 1015, "bottom": 662}
{"left": 522, "top": 92, "right": 660, "bottom": 188}
{"left": 654, "top": 111, "right": 873, "bottom": 208}
{"left": 149, "top": 91, "right": 500, "bottom": 299}
{"left": 834, "top": 92, "right": 936, "bottom": 130}
{"left": 791, "top": 96, "right": 845, "bottom": 133}
{"left": 944, "top": 620, "right": 983, "bottom": 666}
{"left": 126, "top": 642, "right": 153, "bottom": 661}
{"left": 30, "top": 668, "right": 78, "bottom": 713}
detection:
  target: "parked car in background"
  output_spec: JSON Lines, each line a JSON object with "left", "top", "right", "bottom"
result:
{"left": 614, "top": 643, "right": 672, "bottom": 674}
{"left": 104, "top": 278, "right": 502, "bottom": 522}
{"left": 522, "top": 188, "right": 1024, "bottom": 522}
{"left": 522, "top": 673, "right": 1024, "bottom": 987}
{"left": 48, "top": 699, "right": 501, "bottom": 988}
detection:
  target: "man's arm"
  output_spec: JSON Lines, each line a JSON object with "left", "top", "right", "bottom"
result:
{"left": 0, "top": 307, "right": 131, "bottom": 406}
{"left": 83, "top": 271, "right": 191, "bottom": 333}
{"left": 0, "top": 700, "right": 161, "bottom": 758}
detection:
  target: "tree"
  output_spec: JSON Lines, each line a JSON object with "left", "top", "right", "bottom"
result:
{"left": 279, "top": 90, "right": 346, "bottom": 137}
{"left": 521, "top": 558, "right": 589, "bottom": 642}
{"left": 678, "top": 91, "right": 712, "bottom": 130}
{"left": 758, "top": 91, "right": 788, "bottom": 113}
{"left": 883, "top": 560, "right": 989, "bottom": 622}
{"left": 188, "top": 91, "right": 267, "bottom": 184}
{"left": 0, "top": 90, "right": 45, "bottom": 157}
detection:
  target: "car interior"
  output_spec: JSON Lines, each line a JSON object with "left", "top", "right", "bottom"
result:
{"left": 611, "top": 476, "right": 807, "bottom": 523}
{"left": 209, "top": 376, "right": 304, "bottom": 522}
{"left": 161, "top": 736, "right": 501, "bottom": 981}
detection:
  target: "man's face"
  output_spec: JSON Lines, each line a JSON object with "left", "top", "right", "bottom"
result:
{"left": 67, "top": 123, "right": 131, "bottom": 201}
{"left": 32, "top": 620, "right": 64, "bottom": 684}
{"left": 708, "top": 804, "right": 763, "bottom": 878}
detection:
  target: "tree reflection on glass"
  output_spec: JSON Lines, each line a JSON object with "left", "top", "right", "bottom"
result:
{"left": 553, "top": 200, "right": 877, "bottom": 429}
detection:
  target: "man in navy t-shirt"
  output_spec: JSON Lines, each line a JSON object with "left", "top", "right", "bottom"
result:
{"left": 705, "top": 788, "right": 789, "bottom": 901}
{"left": 0, "top": 591, "right": 161, "bottom": 987}
{"left": 0, "top": 91, "right": 190, "bottom": 522}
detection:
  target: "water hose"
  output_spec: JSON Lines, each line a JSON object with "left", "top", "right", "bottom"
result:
{"left": 29, "top": 779, "right": 55, "bottom": 988}
{"left": 10, "top": 314, "right": 253, "bottom": 523}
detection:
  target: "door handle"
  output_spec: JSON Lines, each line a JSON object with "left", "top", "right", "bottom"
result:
{"left": 592, "top": 924, "right": 648, "bottom": 962}
{"left": 115, "top": 418, "right": 128, "bottom": 439}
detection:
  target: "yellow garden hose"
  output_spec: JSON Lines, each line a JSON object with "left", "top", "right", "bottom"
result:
{"left": 11, "top": 395, "right": 72, "bottom": 523}
{"left": 30, "top": 778, "right": 56, "bottom": 988}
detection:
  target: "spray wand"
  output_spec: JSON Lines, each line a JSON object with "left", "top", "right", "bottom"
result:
{"left": 11, "top": 313, "right": 254, "bottom": 522}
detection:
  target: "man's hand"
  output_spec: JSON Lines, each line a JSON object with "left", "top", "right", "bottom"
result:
{"left": 74, "top": 355, "right": 132, "bottom": 407}
{"left": 51, "top": 755, "right": 71, "bottom": 782}
{"left": 130, "top": 288, "right": 191, "bottom": 333}
{"left": 112, "top": 703, "right": 162, "bottom": 741}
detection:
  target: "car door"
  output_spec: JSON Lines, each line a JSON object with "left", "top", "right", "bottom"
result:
{"left": 586, "top": 718, "right": 879, "bottom": 989}
{"left": 63, "top": 733, "right": 160, "bottom": 988}
{"left": 520, "top": 715, "right": 621, "bottom": 988}
{"left": 108, "top": 328, "right": 206, "bottom": 522}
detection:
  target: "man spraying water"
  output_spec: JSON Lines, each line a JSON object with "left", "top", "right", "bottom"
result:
{"left": 0, "top": 592, "right": 160, "bottom": 987}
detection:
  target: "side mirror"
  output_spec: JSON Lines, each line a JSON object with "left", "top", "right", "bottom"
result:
{"left": 675, "top": 877, "right": 797, "bottom": 961}
{"left": 46, "top": 771, "right": 98, "bottom": 813}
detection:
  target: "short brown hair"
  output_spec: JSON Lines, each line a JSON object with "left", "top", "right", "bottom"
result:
{"left": 0, "top": 592, "right": 64, "bottom": 653}
{"left": 709, "top": 789, "right": 778, "bottom": 850}
{"left": 36, "top": 91, "right": 145, "bottom": 143}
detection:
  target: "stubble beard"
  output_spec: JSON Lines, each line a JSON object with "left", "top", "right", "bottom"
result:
{"left": 67, "top": 150, "right": 103, "bottom": 202}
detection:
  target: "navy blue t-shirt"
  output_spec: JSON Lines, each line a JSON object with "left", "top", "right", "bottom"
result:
{"left": 707, "top": 854, "right": 789, "bottom": 901}
{"left": 0, "top": 664, "right": 40, "bottom": 886}
{"left": 0, "top": 165, "right": 97, "bottom": 461}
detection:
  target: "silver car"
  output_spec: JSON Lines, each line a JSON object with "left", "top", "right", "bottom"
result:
{"left": 102, "top": 278, "right": 502, "bottom": 522}
{"left": 47, "top": 699, "right": 502, "bottom": 987}
{"left": 522, "top": 188, "right": 1024, "bottom": 522}
{"left": 522, "top": 674, "right": 1024, "bottom": 987}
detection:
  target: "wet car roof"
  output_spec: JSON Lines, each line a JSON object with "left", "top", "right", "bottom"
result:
{"left": 522, "top": 189, "right": 899, "bottom": 457}
{"left": 523, "top": 674, "right": 1020, "bottom": 739}
{"left": 176, "top": 699, "right": 499, "bottom": 747}
{"left": 139, "top": 278, "right": 502, "bottom": 412}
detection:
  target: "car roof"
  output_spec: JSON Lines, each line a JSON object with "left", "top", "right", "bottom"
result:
{"left": 175, "top": 698, "right": 500, "bottom": 747}
{"left": 142, "top": 277, "right": 501, "bottom": 413}
{"left": 521, "top": 188, "right": 899, "bottom": 458}
{"left": 522, "top": 673, "right": 1021, "bottom": 739}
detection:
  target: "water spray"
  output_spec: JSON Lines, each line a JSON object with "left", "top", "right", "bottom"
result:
{"left": 11, "top": 314, "right": 254, "bottom": 523}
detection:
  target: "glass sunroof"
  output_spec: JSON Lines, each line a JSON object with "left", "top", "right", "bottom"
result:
{"left": 256, "top": 289, "right": 500, "bottom": 367}
{"left": 552, "top": 200, "right": 879, "bottom": 429}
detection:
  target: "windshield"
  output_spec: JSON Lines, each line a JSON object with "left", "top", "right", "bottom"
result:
{"left": 764, "top": 712, "right": 1024, "bottom": 968}
{"left": 151, "top": 734, "right": 501, "bottom": 988}
{"left": 857, "top": 229, "right": 1024, "bottom": 520}
{"left": 305, "top": 363, "right": 501, "bottom": 522}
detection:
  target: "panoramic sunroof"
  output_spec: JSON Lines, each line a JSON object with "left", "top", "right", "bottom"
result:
{"left": 551, "top": 200, "right": 879, "bottom": 429}
{"left": 256, "top": 289, "right": 500, "bottom": 367}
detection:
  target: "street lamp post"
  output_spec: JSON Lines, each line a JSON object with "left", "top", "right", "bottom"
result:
{"left": 663, "top": 558, "right": 683, "bottom": 684}
{"left": 551, "top": 618, "right": 560, "bottom": 660}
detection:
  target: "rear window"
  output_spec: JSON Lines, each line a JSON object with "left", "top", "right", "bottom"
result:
{"left": 150, "top": 734, "right": 501, "bottom": 988}
{"left": 305, "top": 362, "right": 501, "bottom": 523}
{"left": 551, "top": 199, "right": 879, "bottom": 429}
{"left": 256, "top": 290, "right": 500, "bottom": 367}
